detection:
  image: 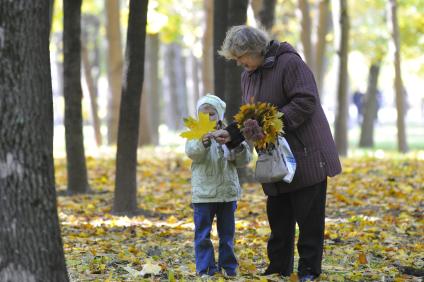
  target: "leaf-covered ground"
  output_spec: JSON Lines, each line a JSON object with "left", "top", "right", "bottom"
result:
{"left": 55, "top": 149, "right": 424, "bottom": 281}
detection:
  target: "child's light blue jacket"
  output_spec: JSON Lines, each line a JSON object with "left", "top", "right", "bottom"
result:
{"left": 186, "top": 139, "right": 251, "bottom": 203}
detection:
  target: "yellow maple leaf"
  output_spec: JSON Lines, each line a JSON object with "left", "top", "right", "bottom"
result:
{"left": 180, "top": 112, "right": 216, "bottom": 140}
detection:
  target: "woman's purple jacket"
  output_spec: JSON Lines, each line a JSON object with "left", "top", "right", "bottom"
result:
{"left": 226, "top": 41, "right": 342, "bottom": 195}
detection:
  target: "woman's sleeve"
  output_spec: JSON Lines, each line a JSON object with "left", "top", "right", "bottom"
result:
{"left": 279, "top": 55, "right": 318, "bottom": 131}
{"left": 224, "top": 122, "right": 245, "bottom": 149}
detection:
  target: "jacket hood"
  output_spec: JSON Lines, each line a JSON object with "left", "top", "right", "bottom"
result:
{"left": 261, "top": 41, "right": 301, "bottom": 69}
{"left": 196, "top": 94, "right": 226, "bottom": 121}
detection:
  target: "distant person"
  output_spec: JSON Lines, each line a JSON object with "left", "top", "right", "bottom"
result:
{"left": 352, "top": 90, "right": 364, "bottom": 123}
{"left": 185, "top": 94, "right": 251, "bottom": 278}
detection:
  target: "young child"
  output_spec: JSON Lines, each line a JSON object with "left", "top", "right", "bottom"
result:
{"left": 185, "top": 94, "right": 251, "bottom": 277}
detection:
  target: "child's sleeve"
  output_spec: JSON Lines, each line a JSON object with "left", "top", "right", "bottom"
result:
{"left": 185, "top": 140, "right": 208, "bottom": 162}
{"left": 232, "top": 141, "right": 252, "bottom": 168}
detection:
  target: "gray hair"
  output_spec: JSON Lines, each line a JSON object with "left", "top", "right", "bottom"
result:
{"left": 218, "top": 25, "right": 270, "bottom": 60}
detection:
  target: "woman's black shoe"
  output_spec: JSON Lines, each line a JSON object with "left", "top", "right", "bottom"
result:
{"left": 260, "top": 268, "right": 291, "bottom": 276}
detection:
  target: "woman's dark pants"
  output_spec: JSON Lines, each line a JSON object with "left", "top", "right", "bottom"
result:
{"left": 266, "top": 180, "right": 327, "bottom": 277}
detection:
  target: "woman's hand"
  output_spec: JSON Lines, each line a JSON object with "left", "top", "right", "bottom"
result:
{"left": 211, "top": 129, "right": 231, "bottom": 144}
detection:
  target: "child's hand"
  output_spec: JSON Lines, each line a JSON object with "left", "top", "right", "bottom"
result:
{"left": 202, "top": 133, "right": 213, "bottom": 148}
{"left": 211, "top": 129, "right": 231, "bottom": 144}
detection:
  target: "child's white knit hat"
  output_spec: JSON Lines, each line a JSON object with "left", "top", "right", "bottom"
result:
{"left": 196, "top": 94, "right": 226, "bottom": 121}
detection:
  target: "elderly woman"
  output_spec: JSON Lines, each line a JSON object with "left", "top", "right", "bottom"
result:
{"left": 213, "top": 25, "right": 342, "bottom": 281}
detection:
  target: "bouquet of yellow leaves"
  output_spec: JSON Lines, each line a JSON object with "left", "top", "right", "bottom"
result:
{"left": 180, "top": 112, "right": 217, "bottom": 140}
{"left": 234, "top": 101, "right": 284, "bottom": 150}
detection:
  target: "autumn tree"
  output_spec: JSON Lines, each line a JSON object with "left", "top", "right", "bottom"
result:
{"left": 202, "top": 0, "right": 214, "bottom": 94}
{"left": 63, "top": 0, "right": 90, "bottom": 194}
{"left": 81, "top": 15, "right": 102, "bottom": 147}
{"left": 351, "top": 1, "right": 388, "bottom": 147}
{"left": 216, "top": 0, "right": 251, "bottom": 183}
{"left": 314, "top": 0, "right": 331, "bottom": 96}
{"left": 0, "top": 1, "right": 69, "bottom": 281}
{"left": 213, "top": 0, "right": 229, "bottom": 101}
{"left": 333, "top": 0, "right": 350, "bottom": 156}
{"left": 251, "top": 0, "right": 276, "bottom": 32}
{"left": 224, "top": 0, "right": 249, "bottom": 121}
{"left": 298, "top": 0, "right": 313, "bottom": 66}
{"left": 139, "top": 34, "right": 160, "bottom": 146}
{"left": 106, "top": 0, "right": 123, "bottom": 145}
{"left": 388, "top": 0, "right": 408, "bottom": 152}
{"left": 297, "top": 0, "right": 331, "bottom": 96}
{"left": 113, "top": 0, "right": 149, "bottom": 215}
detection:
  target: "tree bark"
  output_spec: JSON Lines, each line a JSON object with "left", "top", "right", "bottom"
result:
{"left": 202, "top": 0, "right": 214, "bottom": 94}
{"left": 224, "top": 0, "right": 248, "bottom": 122}
{"left": 82, "top": 44, "right": 102, "bottom": 147}
{"left": 213, "top": 0, "right": 228, "bottom": 101}
{"left": 334, "top": 0, "right": 349, "bottom": 156}
{"left": 63, "top": 0, "right": 89, "bottom": 194}
{"left": 251, "top": 0, "right": 262, "bottom": 21}
{"left": 139, "top": 34, "right": 160, "bottom": 146}
{"left": 259, "top": 0, "right": 276, "bottom": 31}
{"left": 0, "top": 1, "right": 69, "bottom": 281}
{"left": 388, "top": 0, "right": 408, "bottom": 153}
{"left": 359, "top": 64, "right": 381, "bottom": 148}
{"left": 139, "top": 86, "right": 152, "bottom": 146}
{"left": 139, "top": 34, "right": 153, "bottom": 147}
{"left": 192, "top": 53, "right": 201, "bottom": 112}
{"left": 49, "top": 0, "right": 55, "bottom": 36}
{"left": 113, "top": 0, "right": 149, "bottom": 216}
{"left": 225, "top": 0, "right": 253, "bottom": 183}
{"left": 298, "top": 0, "right": 313, "bottom": 67}
{"left": 106, "top": 0, "right": 123, "bottom": 145}
{"left": 164, "top": 43, "right": 188, "bottom": 130}
{"left": 149, "top": 34, "right": 160, "bottom": 145}
{"left": 314, "top": 0, "right": 330, "bottom": 96}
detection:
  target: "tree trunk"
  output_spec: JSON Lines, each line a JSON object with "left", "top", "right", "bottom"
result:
{"left": 213, "top": 0, "right": 228, "bottom": 101}
{"left": 388, "top": 0, "right": 408, "bottom": 153}
{"left": 139, "top": 86, "right": 152, "bottom": 146}
{"left": 163, "top": 44, "right": 177, "bottom": 130}
{"left": 164, "top": 43, "right": 188, "bottom": 130}
{"left": 251, "top": 0, "right": 262, "bottom": 22}
{"left": 0, "top": 1, "right": 69, "bottom": 281}
{"left": 224, "top": 0, "right": 248, "bottom": 121}
{"left": 49, "top": 0, "right": 55, "bottom": 36}
{"left": 139, "top": 34, "right": 153, "bottom": 147}
{"left": 176, "top": 47, "right": 189, "bottom": 126}
{"left": 139, "top": 34, "right": 160, "bottom": 146}
{"left": 202, "top": 0, "right": 214, "bottom": 94}
{"left": 334, "top": 0, "right": 349, "bottom": 156}
{"left": 259, "top": 0, "right": 276, "bottom": 31}
{"left": 225, "top": 0, "right": 253, "bottom": 183}
{"left": 106, "top": 0, "right": 123, "bottom": 145}
{"left": 149, "top": 34, "right": 160, "bottom": 145}
{"left": 298, "top": 0, "right": 313, "bottom": 67}
{"left": 63, "top": 0, "right": 89, "bottom": 194}
{"left": 359, "top": 63, "right": 381, "bottom": 148}
{"left": 314, "top": 0, "right": 330, "bottom": 96}
{"left": 113, "top": 0, "right": 149, "bottom": 216}
{"left": 82, "top": 45, "right": 102, "bottom": 147}
{"left": 192, "top": 53, "right": 201, "bottom": 112}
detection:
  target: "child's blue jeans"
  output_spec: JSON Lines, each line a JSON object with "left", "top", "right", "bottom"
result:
{"left": 193, "top": 201, "right": 238, "bottom": 276}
